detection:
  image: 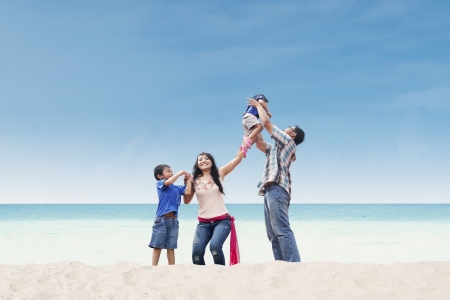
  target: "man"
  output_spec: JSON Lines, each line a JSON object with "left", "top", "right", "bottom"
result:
{"left": 247, "top": 98, "right": 305, "bottom": 262}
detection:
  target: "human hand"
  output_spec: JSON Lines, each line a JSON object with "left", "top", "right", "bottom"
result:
{"left": 267, "top": 111, "right": 272, "bottom": 118}
{"left": 236, "top": 148, "right": 246, "bottom": 159}
{"left": 246, "top": 98, "right": 261, "bottom": 108}
{"left": 183, "top": 172, "right": 192, "bottom": 181}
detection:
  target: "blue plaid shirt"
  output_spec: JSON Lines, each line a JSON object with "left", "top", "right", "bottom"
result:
{"left": 257, "top": 126, "right": 297, "bottom": 196}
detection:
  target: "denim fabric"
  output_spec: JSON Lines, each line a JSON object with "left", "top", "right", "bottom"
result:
{"left": 148, "top": 217, "right": 179, "bottom": 249}
{"left": 264, "top": 184, "right": 301, "bottom": 262}
{"left": 192, "top": 219, "right": 231, "bottom": 265}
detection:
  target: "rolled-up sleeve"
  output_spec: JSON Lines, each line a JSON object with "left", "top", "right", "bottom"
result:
{"left": 271, "top": 126, "right": 291, "bottom": 146}
{"left": 265, "top": 143, "right": 273, "bottom": 155}
{"left": 178, "top": 185, "right": 187, "bottom": 195}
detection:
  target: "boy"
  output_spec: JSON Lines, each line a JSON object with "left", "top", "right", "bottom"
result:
{"left": 240, "top": 94, "right": 272, "bottom": 157}
{"left": 149, "top": 164, "right": 192, "bottom": 266}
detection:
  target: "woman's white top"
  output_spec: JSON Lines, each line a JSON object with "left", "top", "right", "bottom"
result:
{"left": 194, "top": 177, "right": 228, "bottom": 219}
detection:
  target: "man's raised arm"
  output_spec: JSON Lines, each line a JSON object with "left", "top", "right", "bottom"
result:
{"left": 255, "top": 134, "right": 268, "bottom": 154}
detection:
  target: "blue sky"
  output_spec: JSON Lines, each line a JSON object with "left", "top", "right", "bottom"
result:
{"left": 1, "top": 0, "right": 449, "bottom": 204}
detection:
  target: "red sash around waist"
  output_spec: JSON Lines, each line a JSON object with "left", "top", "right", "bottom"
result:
{"left": 197, "top": 214, "right": 240, "bottom": 266}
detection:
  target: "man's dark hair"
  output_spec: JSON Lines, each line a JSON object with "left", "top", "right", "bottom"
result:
{"left": 253, "top": 94, "right": 268, "bottom": 103}
{"left": 154, "top": 164, "right": 170, "bottom": 180}
{"left": 291, "top": 125, "right": 305, "bottom": 145}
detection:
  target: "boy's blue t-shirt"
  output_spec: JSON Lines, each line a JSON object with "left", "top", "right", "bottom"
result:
{"left": 155, "top": 179, "right": 186, "bottom": 217}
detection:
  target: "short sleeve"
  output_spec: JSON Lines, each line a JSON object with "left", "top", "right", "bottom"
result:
{"left": 178, "top": 185, "right": 187, "bottom": 195}
{"left": 156, "top": 179, "right": 167, "bottom": 190}
{"left": 271, "top": 125, "right": 293, "bottom": 146}
{"left": 265, "top": 143, "right": 273, "bottom": 155}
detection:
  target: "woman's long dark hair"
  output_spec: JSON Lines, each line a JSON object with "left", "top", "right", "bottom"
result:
{"left": 192, "top": 152, "right": 224, "bottom": 195}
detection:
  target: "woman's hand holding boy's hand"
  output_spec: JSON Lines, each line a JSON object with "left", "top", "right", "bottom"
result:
{"left": 183, "top": 172, "right": 192, "bottom": 181}
{"left": 183, "top": 172, "right": 193, "bottom": 200}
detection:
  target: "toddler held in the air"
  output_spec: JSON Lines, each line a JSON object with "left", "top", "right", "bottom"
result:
{"left": 240, "top": 94, "right": 271, "bottom": 157}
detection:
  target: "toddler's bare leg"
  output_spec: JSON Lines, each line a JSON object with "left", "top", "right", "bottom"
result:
{"left": 167, "top": 249, "right": 175, "bottom": 265}
{"left": 247, "top": 124, "right": 263, "bottom": 144}
{"left": 152, "top": 248, "right": 162, "bottom": 266}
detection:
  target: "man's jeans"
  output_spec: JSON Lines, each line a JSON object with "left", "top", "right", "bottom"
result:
{"left": 264, "top": 184, "right": 301, "bottom": 262}
{"left": 192, "top": 219, "right": 231, "bottom": 265}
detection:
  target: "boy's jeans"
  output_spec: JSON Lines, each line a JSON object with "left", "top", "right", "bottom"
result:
{"left": 264, "top": 184, "right": 301, "bottom": 262}
{"left": 192, "top": 219, "right": 231, "bottom": 265}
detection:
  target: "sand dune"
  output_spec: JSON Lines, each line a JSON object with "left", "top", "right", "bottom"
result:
{"left": 1, "top": 261, "right": 449, "bottom": 299}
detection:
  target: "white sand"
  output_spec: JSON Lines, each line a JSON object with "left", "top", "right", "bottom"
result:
{"left": 1, "top": 261, "right": 449, "bottom": 299}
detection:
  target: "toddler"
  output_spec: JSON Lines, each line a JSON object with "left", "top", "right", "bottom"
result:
{"left": 240, "top": 94, "right": 271, "bottom": 156}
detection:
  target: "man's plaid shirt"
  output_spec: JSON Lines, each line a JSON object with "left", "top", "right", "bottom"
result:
{"left": 257, "top": 126, "right": 297, "bottom": 196}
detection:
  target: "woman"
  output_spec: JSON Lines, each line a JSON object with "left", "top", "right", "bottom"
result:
{"left": 184, "top": 150, "right": 244, "bottom": 265}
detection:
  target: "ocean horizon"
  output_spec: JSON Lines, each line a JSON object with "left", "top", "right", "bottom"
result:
{"left": 1, "top": 204, "right": 450, "bottom": 266}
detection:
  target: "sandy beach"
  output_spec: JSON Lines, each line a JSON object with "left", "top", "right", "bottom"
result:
{"left": 1, "top": 261, "right": 449, "bottom": 300}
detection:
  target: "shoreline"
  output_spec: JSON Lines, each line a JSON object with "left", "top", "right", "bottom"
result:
{"left": 1, "top": 261, "right": 449, "bottom": 299}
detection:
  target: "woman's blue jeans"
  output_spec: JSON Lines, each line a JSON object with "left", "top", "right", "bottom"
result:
{"left": 192, "top": 219, "right": 231, "bottom": 265}
{"left": 264, "top": 184, "right": 301, "bottom": 262}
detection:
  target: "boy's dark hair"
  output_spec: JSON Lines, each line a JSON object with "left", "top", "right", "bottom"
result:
{"left": 154, "top": 164, "right": 170, "bottom": 180}
{"left": 291, "top": 125, "right": 305, "bottom": 145}
{"left": 253, "top": 94, "right": 268, "bottom": 103}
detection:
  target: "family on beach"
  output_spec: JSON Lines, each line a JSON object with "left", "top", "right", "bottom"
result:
{"left": 149, "top": 95, "right": 305, "bottom": 266}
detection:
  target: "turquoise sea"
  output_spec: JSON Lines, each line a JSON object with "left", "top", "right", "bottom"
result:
{"left": 1, "top": 204, "right": 450, "bottom": 266}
